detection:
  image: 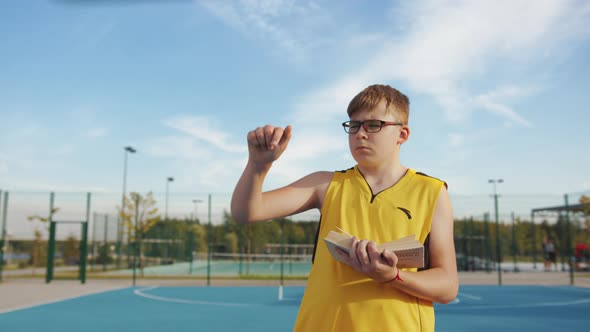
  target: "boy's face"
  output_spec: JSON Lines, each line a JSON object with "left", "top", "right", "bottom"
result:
{"left": 348, "top": 100, "right": 404, "bottom": 166}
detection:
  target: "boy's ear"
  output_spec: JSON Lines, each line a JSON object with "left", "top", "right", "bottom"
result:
{"left": 398, "top": 126, "right": 410, "bottom": 143}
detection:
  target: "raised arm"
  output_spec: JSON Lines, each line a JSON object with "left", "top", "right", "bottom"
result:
{"left": 231, "top": 124, "right": 332, "bottom": 223}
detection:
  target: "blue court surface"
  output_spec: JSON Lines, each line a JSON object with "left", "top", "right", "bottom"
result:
{"left": 1, "top": 285, "right": 589, "bottom": 331}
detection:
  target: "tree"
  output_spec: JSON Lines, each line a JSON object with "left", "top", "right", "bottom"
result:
{"left": 27, "top": 207, "right": 59, "bottom": 275}
{"left": 63, "top": 233, "right": 79, "bottom": 265}
{"left": 287, "top": 223, "right": 306, "bottom": 244}
{"left": 192, "top": 224, "right": 207, "bottom": 253}
{"left": 580, "top": 195, "right": 590, "bottom": 207}
{"left": 580, "top": 196, "right": 590, "bottom": 228}
{"left": 224, "top": 233, "right": 239, "bottom": 253}
{"left": 119, "top": 192, "right": 160, "bottom": 275}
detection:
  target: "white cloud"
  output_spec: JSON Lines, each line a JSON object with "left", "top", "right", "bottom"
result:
{"left": 254, "top": 126, "right": 348, "bottom": 188}
{"left": 279, "top": 128, "right": 344, "bottom": 162}
{"left": 69, "top": 14, "right": 119, "bottom": 50}
{"left": 69, "top": 105, "right": 110, "bottom": 138}
{"left": 200, "top": 0, "right": 306, "bottom": 61}
{"left": 0, "top": 150, "right": 36, "bottom": 175}
{"left": 196, "top": 159, "right": 241, "bottom": 188}
{"left": 145, "top": 115, "right": 251, "bottom": 192}
{"left": 15, "top": 124, "right": 43, "bottom": 138}
{"left": 164, "top": 115, "right": 246, "bottom": 153}
{"left": 4, "top": 179, "right": 110, "bottom": 193}
{"left": 86, "top": 127, "right": 108, "bottom": 138}
{"left": 292, "top": 79, "right": 369, "bottom": 121}
{"left": 270, "top": 0, "right": 588, "bottom": 180}
{"left": 202, "top": 1, "right": 572, "bottom": 126}
{"left": 448, "top": 133, "right": 464, "bottom": 148}
{"left": 474, "top": 95, "right": 532, "bottom": 127}
{"left": 379, "top": 1, "right": 586, "bottom": 124}
{"left": 471, "top": 85, "right": 536, "bottom": 127}
{"left": 199, "top": 0, "right": 357, "bottom": 66}
{"left": 48, "top": 144, "right": 76, "bottom": 157}
{"left": 575, "top": 181, "right": 590, "bottom": 192}
{"left": 288, "top": 0, "right": 590, "bottom": 126}
{"left": 191, "top": 0, "right": 590, "bottom": 195}
{"left": 145, "top": 135, "right": 210, "bottom": 160}
{"left": 0, "top": 158, "right": 7, "bottom": 174}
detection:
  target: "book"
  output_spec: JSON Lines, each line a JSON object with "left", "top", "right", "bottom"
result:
{"left": 323, "top": 230, "right": 425, "bottom": 268}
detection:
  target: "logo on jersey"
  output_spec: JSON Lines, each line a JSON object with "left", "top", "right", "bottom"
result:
{"left": 397, "top": 207, "right": 412, "bottom": 220}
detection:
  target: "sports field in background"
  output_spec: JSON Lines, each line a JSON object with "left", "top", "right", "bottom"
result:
{"left": 2, "top": 190, "right": 589, "bottom": 330}
{"left": 1, "top": 277, "right": 589, "bottom": 332}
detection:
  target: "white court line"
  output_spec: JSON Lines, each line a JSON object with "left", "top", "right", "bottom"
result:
{"left": 280, "top": 297, "right": 300, "bottom": 301}
{"left": 445, "top": 297, "right": 590, "bottom": 310}
{"left": 457, "top": 292, "right": 482, "bottom": 300}
{"left": 446, "top": 292, "right": 482, "bottom": 305}
{"left": 555, "top": 286, "right": 590, "bottom": 294}
{"left": 133, "top": 286, "right": 261, "bottom": 307}
{"left": 449, "top": 286, "right": 590, "bottom": 309}
{"left": 448, "top": 287, "right": 590, "bottom": 308}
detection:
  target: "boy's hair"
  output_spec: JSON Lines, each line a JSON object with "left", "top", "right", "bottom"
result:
{"left": 347, "top": 84, "right": 410, "bottom": 124}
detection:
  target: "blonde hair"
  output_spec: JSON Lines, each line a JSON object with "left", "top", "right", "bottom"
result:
{"left": 347, "top": 84, "right": 410, "bottom": 124}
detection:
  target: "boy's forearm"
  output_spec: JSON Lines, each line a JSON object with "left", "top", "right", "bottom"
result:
{"left": 230, "top": 161, "right": 272, "bottom": 223}
{"left": 386, "top": 267, "right": 458, "bottom": 304}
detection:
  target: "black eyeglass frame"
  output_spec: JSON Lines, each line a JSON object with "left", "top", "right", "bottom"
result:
{"left": 342, "top": 120, "right": 404, "bottom": 134}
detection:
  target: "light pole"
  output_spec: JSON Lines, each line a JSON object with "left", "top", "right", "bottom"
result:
{"left": 163, "top": 177, "right": 174, "bottom": 260}
{"left": 189, "top": 199, "right": 203, "bottom": 275}
{"left": 489, "top": 178, "right": 503, "bottom": 286}
{"left": 165, "top": 177, "right": 174, "bottom": 221}
{"left": 120, "top": 146, "right": 136, "bottom": 268}
{"left": 192, "top": 199, "right": 203, "bottom": 223}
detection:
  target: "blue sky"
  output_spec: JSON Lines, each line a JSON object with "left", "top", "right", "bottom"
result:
{"left": 1, "top": 0, "right": 590, "bottom": 230}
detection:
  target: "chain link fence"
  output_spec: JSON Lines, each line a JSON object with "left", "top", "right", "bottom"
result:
{"left": 1, "top": 190, "right": 589, "bottom": 285}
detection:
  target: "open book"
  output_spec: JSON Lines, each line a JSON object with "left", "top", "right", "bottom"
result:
{"left": 323, "top": 230, "right": 424, "bottom": 268}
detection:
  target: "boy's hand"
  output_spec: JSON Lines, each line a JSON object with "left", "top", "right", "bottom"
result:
{"left": 336, "top": 237, "right": 399, "bottom": 283}
{"left": 247, "top": 125, "right": 292, "bottom": 166}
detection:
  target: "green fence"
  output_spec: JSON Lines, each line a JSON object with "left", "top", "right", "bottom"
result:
{"left": 1, "top": 190, "right": 589, "bottom": 285}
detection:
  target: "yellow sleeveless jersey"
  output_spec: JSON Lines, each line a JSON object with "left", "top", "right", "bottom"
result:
{"left": 294, "top": 166, "right": 445, "bottom": 332}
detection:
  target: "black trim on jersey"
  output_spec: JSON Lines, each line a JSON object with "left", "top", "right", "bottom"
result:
{"left": 416, "top": 171, "right": 448, "bottom": 189}
{"left": 311, "top": 215, "right": 323, "bottom": 264}
{"left": 337, "top": 166, "right": 355, "bottom": 173}
{"left": 418, "top": 233, "right": 430, "bottom": 271}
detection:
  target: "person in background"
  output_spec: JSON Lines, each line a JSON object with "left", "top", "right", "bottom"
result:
{"left": 543, "top": 237, "right": 557, "bottom": 271}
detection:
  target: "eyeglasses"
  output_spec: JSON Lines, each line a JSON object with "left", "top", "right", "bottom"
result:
{"left": 342, "top": 120, "right": 403, "bottom": 134}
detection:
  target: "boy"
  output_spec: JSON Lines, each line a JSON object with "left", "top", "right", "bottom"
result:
{"left": 231, "top": 84, "right": 458, "bottom": 331}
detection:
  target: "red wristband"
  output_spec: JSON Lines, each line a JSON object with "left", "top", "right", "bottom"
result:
{"left": 382, "top": 269, "right": 403, "bottom": 283}
{"left": 393, "top": 269, "right": 403, "bottom": 282}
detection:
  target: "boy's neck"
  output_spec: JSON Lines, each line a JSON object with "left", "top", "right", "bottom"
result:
{"left": 357, "top": 162, "right": 408, "bottom": 191}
